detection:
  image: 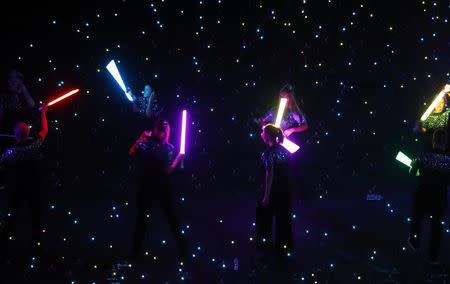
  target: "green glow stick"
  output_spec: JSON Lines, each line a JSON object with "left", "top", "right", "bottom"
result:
{"left": 396, "top": 151, "right": 412, "bottom": 168}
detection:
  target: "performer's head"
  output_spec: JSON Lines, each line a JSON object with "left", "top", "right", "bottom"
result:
{"left": 279, "top": 83, "right": 295, "bottom": 101}
{"left": 14, "top": 122, "right": 30, "bottom": 142}
{"left": 432, "top": 129, "right": 447, "bottom": 152}
{"left": 261, "top": 124, "right": 283, "bottom": 146}
{"left": 279, "top": 83, "right": 303, "bottom": 114}
{"left": 143, "top": 85, "right": 155, "bottom": 98}
{"left": 153, "top": 118, "right": 170, "bottom": 143}
{"left": 434, "top": 96, "right": 447, "bottom": 113}
{"left": 7, "top": 70, "right": 24, "bottom": 94}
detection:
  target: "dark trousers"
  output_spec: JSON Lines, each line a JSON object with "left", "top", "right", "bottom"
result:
{"left": 410, "top": 191, "right": 445, "bottom": 261}
{"left": 131, "top": 186, "right": 186, "bottom": 257}
{"left": 255, "top": 191, "right": 293, "bottom": 256}
{"left": 0, "top": 186, "right": 41, "bottom": 254}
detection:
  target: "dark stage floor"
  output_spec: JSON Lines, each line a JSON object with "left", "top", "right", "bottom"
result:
{"left": 0, "top": 186, "right": 449, "bottom": 283}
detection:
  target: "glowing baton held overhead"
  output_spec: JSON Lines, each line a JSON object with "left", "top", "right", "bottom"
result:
{"left": 395, "top": 151, "right": 412, "bottom": 168}
{"left": 420, "top": 84, "right": 450, "bottom": 121}
{"left": 179, "top": 110, "right": 188, "bottom": 169}
{"left": 275, "top": 98, "right": 288, "bottom": 127}
{"left": 39, "top": 89, "right": 80, "bottom": 110}
{"left": 180, "top": 110, "right": 187, "bottom": 154}
{"left": 274, "top": 97, "right": 301, "bottom": 154}
{"left": 106, "top": 60, "right": 133, "bottom": 102}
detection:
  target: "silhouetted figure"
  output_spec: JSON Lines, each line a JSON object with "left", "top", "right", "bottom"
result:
{"left": 126, "top": 84, "right": 163, "bottom": 129}
{"left": 408, "top": 129, "right": 449, "bottom": 264}
{"left": 255, "top": 124, "right": 292, "bottom": 265}
{"left": 414, "top": 92, "right": 450, "bottom": 151}
{"left": 0, "top": 70, "right": 35, "bottom": 134}
{"left": 0, "top": 104, "right": 48, "bottom": 257}
{"left": 129, "top": 118, "right": 186, "bottom": 261}
{"left": 258, "top": 84, "right": 308, "bottom": 138}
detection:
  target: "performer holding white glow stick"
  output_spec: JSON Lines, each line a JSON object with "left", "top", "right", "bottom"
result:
{"left": 255, "top": 124, "right": 292, "bottom": 266}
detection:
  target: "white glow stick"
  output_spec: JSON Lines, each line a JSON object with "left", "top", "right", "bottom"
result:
{"left": 281, "top": 138, "right": 301, "bottom": 153}
{"left": 420, "top": 84, "right": 450, "bottom": 121}
{"left": 106, "top": 60, "right": 133, "bottom": 102}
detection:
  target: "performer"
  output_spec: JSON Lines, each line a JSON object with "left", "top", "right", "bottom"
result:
{"left": 0, "top": 104, "right": 48, "bottom": 256}
{"left": 127, "top": 84, "right": 163, "bottom": 123}
{"left": 0, "top": 70, "right": 36, "bottom": 133}
{"left": 258, "top": 84, "right": 308, "bottom": 138}
{"left": 129, "top": 118, "right": 186, "bottom": 261}
{"left": 408, "top": 129, "right": 449, "bottom": 264}
{"left": 255, "top": 124, "right": 292, "bottom": 266}
{"left": 257, "top": 83, "right": 309, "bottom": 199}
{"left": 414, "top": 93, "right": 450, "bottom": 151}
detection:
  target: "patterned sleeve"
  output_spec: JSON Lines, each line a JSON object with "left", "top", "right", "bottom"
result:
{"left": 261, "top": 151, "right": 274, "bottom": 170}
{"left": 423, "top": 111, "right": 450, "bottom": 130}
{"left": 0, "top": 148, "right": 14, "bottom": 167}
{"left": 261, "top": 109, "right": 275, "bottom": 125}
{"left": 135, "top": 141, "right": 147, "bottom": 155}
{"left": 0, "top": 137, "right": 42, "bottom": 167}
{"left": 166, "top": 144, "right": 176, "bottom": 166}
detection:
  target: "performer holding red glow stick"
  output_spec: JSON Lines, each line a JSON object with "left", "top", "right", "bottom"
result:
{"left": 0, "top": 104, "right": 49, "bottom": 257}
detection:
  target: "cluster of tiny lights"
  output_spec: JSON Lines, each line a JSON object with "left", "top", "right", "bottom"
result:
{"left": 0, "top": 0, "right": 448, "bottom": 282}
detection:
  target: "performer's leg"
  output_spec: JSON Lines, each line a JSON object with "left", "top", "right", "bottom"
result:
{"left": 0, "top": 190, "right": 23, "bottom": 255}
{"left": 160, "top": 190, "right": 187, "bottom": 260}
{"left": 429, "top": 208, "right": 445, "bottom": 262}
{"left": 131, "top": 189, "right": 152, "bottom": 256}
{"left": 409, "top": 192, "right": 424, "bottom": 249}
{"left": 275, "top": 192, "right": 293, "bottom": 257}
{"left": 28, "top": 188, "right": 42, "bottom": 249}
{"left": 255, "top": 198, "right": 273, "bottom": 252}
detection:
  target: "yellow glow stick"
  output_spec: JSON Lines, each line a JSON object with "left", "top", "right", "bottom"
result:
{"left": 420, "top": 84, "right": 450, "bottom": 121}
{"left": 275, "top": 98, "right": 288, "bottom": 127}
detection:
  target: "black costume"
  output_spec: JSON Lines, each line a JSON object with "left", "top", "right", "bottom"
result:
{"left": 409, "top": 152, "right": 449, "bottom": 261}
{"left": 131, "top": 136, "right": 185, "bottom": 258}
{"left": 134, "top": 96, "right": 163, "bottom": 129}
{"left": 422, "top": 110, "right": 450, "bottom": 151}
{"left": 0, "top": 135, "right": 44, "bottom": 252}
{"left": 0, "top": 93, "right": 34, "bottom": 134}
{"left": 255, "top": 144, "right": 292, "bottom": 256}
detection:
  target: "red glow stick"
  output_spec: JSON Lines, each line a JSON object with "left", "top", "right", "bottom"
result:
{"left": 47, "top": 89, "right": 80, "bottom": 106}
{"left": 39, "top": 89, "right": 80, "bottom": 110}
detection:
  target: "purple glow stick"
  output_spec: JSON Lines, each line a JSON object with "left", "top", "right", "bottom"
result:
{"left": 180, "top": 110, "right": 187, "bottom": 154}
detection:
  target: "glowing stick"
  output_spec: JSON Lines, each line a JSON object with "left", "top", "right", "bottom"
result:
{"left": 395, "top": 151, "right": 412, "bottom": 168}
{"left": 281, "top": 138, "right": 300, "bottom": 154}
{"left": 420, "top": 84, "right": 450, "bottom": 121}
{"left": 106, "top": 60, "right": 133, "bottom": 102}
{"left": 47, "top": 89, "right": 80, "bottom": 106}
{"left": 273, "top": 97, "right": 300, "bottom": 153}
{"left": 180, "top": 110, "right": 187, "bottom": 154}
{"left": 275, "top": 98, "right": 288, "bottom": 127}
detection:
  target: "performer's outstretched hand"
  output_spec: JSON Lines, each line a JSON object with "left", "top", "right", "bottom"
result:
{"left": 40, "top": 103, "right": 49, "bottom": 113}
{"left": 413, "top": 120, "right": 426, "bottom": 133}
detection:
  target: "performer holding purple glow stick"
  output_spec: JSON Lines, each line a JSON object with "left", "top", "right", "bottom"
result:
{"left": 129, "top": 117, "right": 187, "bottom": 262}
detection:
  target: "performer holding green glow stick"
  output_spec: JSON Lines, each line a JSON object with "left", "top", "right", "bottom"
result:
{"left": 407, "top": 129, "right": 450, "bottom": 265}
